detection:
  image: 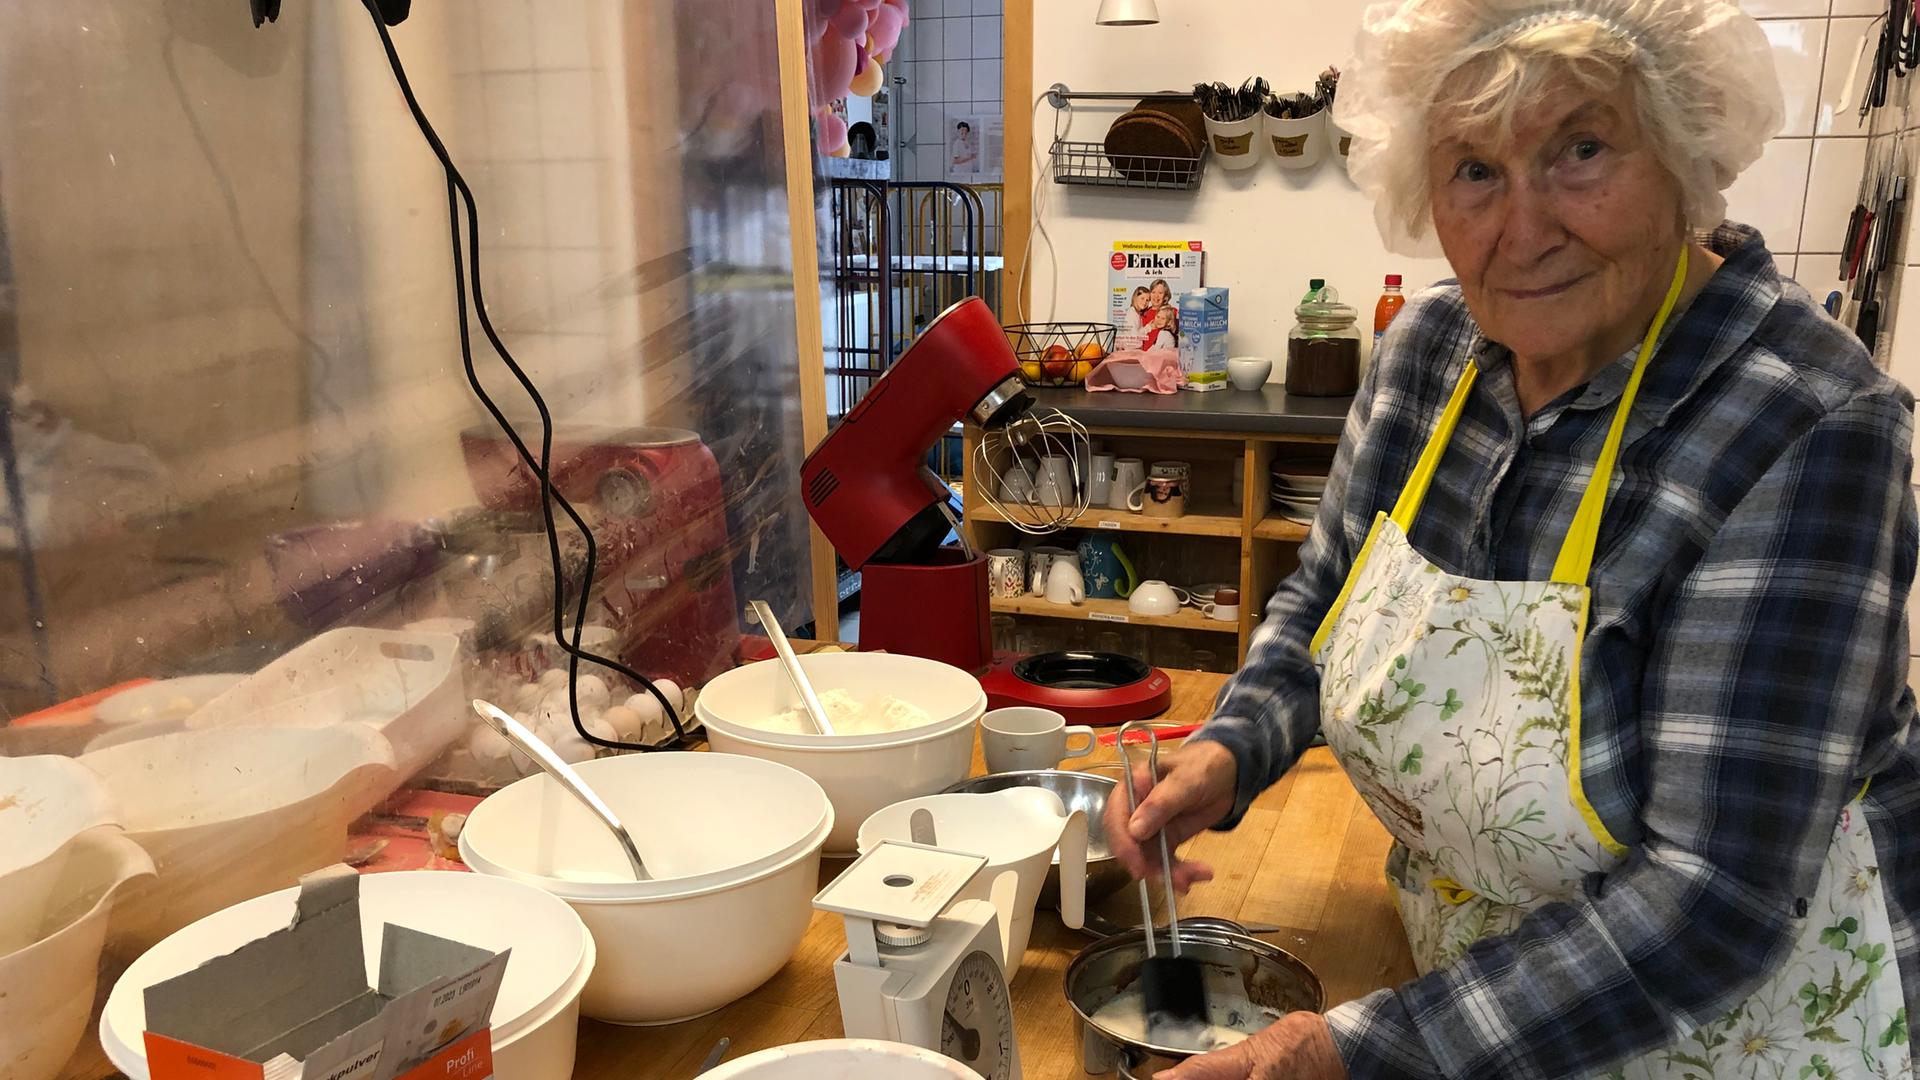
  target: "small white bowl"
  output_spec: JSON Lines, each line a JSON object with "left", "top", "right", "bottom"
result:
{"left": 1227, "top": 356, "right": 1273, "bottom": 391}
{"left": 705, "top": 1039, "right": 983, "bottom": 1079}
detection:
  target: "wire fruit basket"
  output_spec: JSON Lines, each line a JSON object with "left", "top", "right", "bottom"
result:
{"left": 1003, "top": 322, "right": 1117, "bottom": 387}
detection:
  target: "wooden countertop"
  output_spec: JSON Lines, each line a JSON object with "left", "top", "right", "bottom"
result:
{"left": 575, "top": 669, "right": 1415, "bottom": 1079}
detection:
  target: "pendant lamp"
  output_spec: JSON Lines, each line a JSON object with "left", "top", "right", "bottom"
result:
{"left": 1095, "top": 0, "right": 1159, "bottom": 26}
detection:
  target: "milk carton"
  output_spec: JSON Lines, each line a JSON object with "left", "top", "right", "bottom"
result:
{"left": 1179, "top": 288, "right": 1229, "bottom": 391}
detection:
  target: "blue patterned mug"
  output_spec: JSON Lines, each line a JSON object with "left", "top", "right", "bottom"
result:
{"left": 1077, "top": 535, "right": 1138, "bottom": 599}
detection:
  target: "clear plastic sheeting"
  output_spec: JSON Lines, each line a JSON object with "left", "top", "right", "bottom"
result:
{"left": 0, "top": 1, "right": 814, "bottom": 1069}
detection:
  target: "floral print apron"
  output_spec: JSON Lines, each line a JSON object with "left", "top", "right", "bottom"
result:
{"left": 1311, "top": 250, "right": 1910, "bottom": 1079}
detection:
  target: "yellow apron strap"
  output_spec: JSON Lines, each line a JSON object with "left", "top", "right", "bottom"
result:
{"left": 1549, "top": 247, "right": 1690, "bottom": 585}
{"left": 1388, "top": 363, "right": 1480, "bottom": 531}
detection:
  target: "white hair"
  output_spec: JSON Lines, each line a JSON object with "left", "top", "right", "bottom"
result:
{"left": 1334, "top": 0, "right": 1785, "bottom": 255}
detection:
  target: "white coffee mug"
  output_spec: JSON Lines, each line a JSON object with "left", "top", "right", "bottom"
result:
{"left": 1029, "top": 545, "right": 1074, "bottom": 594}
{"left": 999, "top": 466, "right": 1037, "bottom": 505}
{"left": 987, "top": 548, "right": 1027, "bottom": 599}
{"left": 979, "top": 706, "right": 1097, "bottom": 773}
{"left": 1039, "top": 455, "right": 1075, "bottom": 507}
{"left": 1110, "top": 457, "right": 1148, "bottom": 513}
{"left": 1044, "top": 562, "right": 1085, "bottom": 605}
{"left": 1128, "top": 580, "right": 1189, "bottom": 617}
{"left": 1089, "top": 453, "right": 1116, "bottom": 506}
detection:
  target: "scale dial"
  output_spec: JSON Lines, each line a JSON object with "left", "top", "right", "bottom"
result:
{"left": 941, "top": 948, "right": 1015, "bottom": 1079}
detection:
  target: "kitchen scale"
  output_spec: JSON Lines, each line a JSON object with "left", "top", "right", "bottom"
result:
{"left": 816, "top": 840, "right": 1022, "bottom": 1080}
{"left": 978, "top": 650, "right": 1172, "bottom": 726}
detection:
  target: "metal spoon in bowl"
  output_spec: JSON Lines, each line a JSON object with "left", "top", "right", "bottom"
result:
{"left": 747, "top": 600, "right": 837, "bottom": 736}
{"left": 471, "top": 699, "right": 651, "bottom": 881}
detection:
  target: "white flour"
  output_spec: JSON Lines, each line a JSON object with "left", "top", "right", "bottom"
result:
{"left": 744, "top": 688, "right": 934, "bottom": 736}
{"left": 1089, "top": 988, "right": 1286, "bottom": 1053}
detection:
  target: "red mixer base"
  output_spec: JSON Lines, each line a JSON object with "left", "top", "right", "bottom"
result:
{"left": 977, "top": 650, "right": 1172, "bottom": 726}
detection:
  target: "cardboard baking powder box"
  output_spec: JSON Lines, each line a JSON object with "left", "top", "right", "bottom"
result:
{"left": 142, "top": 866, "right": 507, "bottom": 1080}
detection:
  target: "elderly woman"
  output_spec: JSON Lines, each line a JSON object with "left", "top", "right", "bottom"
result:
{"left": 1111, "top": 1, "right": 1920, "bottom": 1078}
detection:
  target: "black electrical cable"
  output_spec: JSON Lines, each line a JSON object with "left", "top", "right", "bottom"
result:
{"left": 358, "top": 0, "right": 686, "bottom": 750}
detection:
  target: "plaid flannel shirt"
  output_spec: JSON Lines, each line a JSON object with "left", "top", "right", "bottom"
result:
{"left": 1188, "top": 223, "right": 1920, "bottom": 1079}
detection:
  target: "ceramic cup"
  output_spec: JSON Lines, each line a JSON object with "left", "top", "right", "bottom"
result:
{"left": 1034, "top": 469, "right": 1069, "bottom": 508}
{"left": 1145, "top": 461, "right": 1190, "bottom": 519}
{"left": 980, "top": 707, "right": 1097, "bottom": 773}
{"left": 1203, "top": 587, "right": 1242, "bottom": 622}
{"left": 1110, "top": 458, "right": 1148, "bottom": 513}
{"left": 987, "top": 548, "right": 1027, "bottom": 599}
{"left": 1088, "top": 453, "right": 1116, "bottom": 506}
{"left": 999, "top": 466, "right": 1037, "bottom": 505}
{"left": 1028, "top": 545, "right": 1076, "bottom": 594}
{"left": 1128, "top": 580, "right": 1190, "bottom": 617}
{"left": 1044, "top": 561, "right": 1086, "bottom": 605}
{"left": 1039, "top": 455, "right": 1075, "bottom": 507}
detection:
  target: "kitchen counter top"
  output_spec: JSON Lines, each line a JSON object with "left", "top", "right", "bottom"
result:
{"left": 1024, "top": 385, "right": 1353, "bottom": 437}
{"left": 573, "top": 668, "right": 1415, "bottom": 1079}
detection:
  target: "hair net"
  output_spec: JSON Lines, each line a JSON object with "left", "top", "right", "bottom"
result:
{"left": 1334, "top": 0, "right": 1784, "bottom": 256}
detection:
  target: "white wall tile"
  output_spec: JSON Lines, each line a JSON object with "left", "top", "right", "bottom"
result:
{"left": 1776, "top": 254, "right": 1799, "bottom": 278}
{"left": 1832, "top": 0, "right": 1882, "bottom": 17}
{"left": 1800, "top": 137, "right": 1871, "bottom": 252}
{"left": 532, "top": 0, "right": 593, "bottom": 70}
{"left": 1794, "top": 263, "right": 1848, "bottom": 313}
{"left": 948, "top": 0, "right": 977, "bottom": 15}
{"left": 1820, "top": 18, "right": 1878, "bottom": 136}
{"left": 1737, "top": 0, "right": 1826, "bottom": 16}
{"left": 481, "top": 73, "right": 542, "bottom": 159}
{"left": 913, "top": 0, "right": 945, "bottom": 19}
{"left": 974, "top": 14, "right": 1003, "bottom": 58}
{"left": 549, "top": 251, "right": 608, "bottom": 335}
{"left": 944, "top": 58, "right": 973, "bottom": 100}
{"left": 944, "top": 18, "right": 974, "bottom": 60}
{"left": 485, "top": 250, "right": 551, "bottom": 332}
{"left": 916, "top": 103, "right": 946, "bottom": 149}
{"left": 480, "top": 161, "right": 547, "bottom": 246}
{"left": 915, "top": 17, "right": 945, "bottom": 61}
{"left": 1762, "top": 19, "right": 1828, "bottom": 137}
{"left": 913, "top": 59, "right": 945, "bottom": 106}
{"left": 476, "top": 0, "right": 535, "bottom": 71}
{"left": 972, "top": 59, "right": 1002, "bottom": 104}
{"left": 1884, "top": 304, "right": 1920, "bottom": 423}
{"left": 543, "top": 161, "right": 602, "bottom": 248}
{"left": 536, "top": 70, "right": 599, "bottom": 159}
{"left": 1726, "top": 137, "right": 1812, "bottom": 251}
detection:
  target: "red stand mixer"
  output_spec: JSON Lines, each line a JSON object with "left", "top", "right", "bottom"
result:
{"left": 803, "top": 299, "right": 1168, "bottom": 732}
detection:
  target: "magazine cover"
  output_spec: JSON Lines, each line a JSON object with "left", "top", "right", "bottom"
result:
{"left": 1107, "top": 241, "right": 1204, "bottom": 353}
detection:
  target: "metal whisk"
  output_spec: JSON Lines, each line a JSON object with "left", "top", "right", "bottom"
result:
{"left": 973, "top": 406, "right": 1091, "bottom": 535}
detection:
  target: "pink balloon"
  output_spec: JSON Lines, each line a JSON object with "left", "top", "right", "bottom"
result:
{"left": 817, "top": 110, "right": 849, "bottom": 155}
{"left": 867, "top": 3, "right": 904, "bottom": 53}
{"left": 828, "top": 1, "right": 869, "bottom": 41}
{"left": 809, "top": 32, "right": 857, "bottom": 105}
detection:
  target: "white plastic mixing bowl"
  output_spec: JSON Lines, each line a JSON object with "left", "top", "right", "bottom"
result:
{"left": 697, "top": 652, "right": 985, "bottom": 854}
{"left": 703, "top": 1039, "right": 983, "bottom": 1079}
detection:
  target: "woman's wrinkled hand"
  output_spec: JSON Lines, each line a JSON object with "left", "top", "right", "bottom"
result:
{"left": 1101, "top": 739, "right": 1238, "bottom": 892}
{"left": 1156, "top": 1012, "right": 1347, "bottom": 1080}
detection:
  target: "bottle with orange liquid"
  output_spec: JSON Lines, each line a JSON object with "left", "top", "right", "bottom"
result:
{"left": 1374, "top": 274, "right": 1405, "bottom": 352}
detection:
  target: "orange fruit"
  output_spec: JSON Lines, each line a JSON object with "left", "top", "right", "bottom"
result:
{"left": 1075, "top": 340, "right": 1107, "bottom": 361}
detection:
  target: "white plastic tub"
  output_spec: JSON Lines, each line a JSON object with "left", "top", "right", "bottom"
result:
{"left": 187, "top": 627, "right": 464, "bottom": 782}
{"left": 697, "top": 653, "right": 985, "bottom": 854}
{"left": 80, "top": 725, "right": 397, "bottom": 952}
{"left": 704, "top": 1039, "right": 983, "bottom": 1079}
{"left": 101, "top": 870, "right": 593, "bottom": 1080}
{"left": 0, "top": 829, "right": 154, "bottom": 1080}
{"left": 458, "top": 754, "right": 833, "bottom": 1025}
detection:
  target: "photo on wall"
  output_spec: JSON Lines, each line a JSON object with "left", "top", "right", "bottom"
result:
{"left": 944, "top": 112, "right": 1003, "bottom": 183}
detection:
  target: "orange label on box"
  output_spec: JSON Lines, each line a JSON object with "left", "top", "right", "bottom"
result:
{"left": 144, "top": 1034, "right": 267, "bottom": 1080}
{"left": 400, "top": 1030, "right": 493, "bottom": 1080}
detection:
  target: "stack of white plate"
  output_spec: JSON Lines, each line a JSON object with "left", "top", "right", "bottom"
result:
{"left": 101, "top": 871, "right": 595, "bottom": 1080}
{"left": 1270, "top": 467, "right": 1329, "bottom": 523}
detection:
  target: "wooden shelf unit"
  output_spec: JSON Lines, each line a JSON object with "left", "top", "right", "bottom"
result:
{"left": 963, "top": 421, "right": 1337, "bottom": 667}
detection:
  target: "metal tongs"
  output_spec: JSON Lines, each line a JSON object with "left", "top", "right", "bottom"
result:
{"left": 1117, "top": 720, "right": 1208, "bottom": 1036}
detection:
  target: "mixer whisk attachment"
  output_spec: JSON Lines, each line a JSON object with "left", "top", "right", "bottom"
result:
{"left": 973, "top": 407, "right": 1091, "bottom": 535}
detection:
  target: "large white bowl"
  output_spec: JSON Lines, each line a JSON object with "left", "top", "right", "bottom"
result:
{"left": 458, "top": 754, "right": 833, "bottom": 1026}
{"left": 0, "top": 829, "right": 154, "bottom": 1080}
{"left": 458, "top": 753, "right": 832, "bottom": 900}
{"left": 101, "top": 869, "right": 593, "bottom": 1080}
{"left": 704, "top": 1039, "right": 982, "bottom": 1079}
{"left": 698, "top": 653, "right": 985, "bottom": 854}
{"left": 80, "top": 725, "right": 398, "bottom": 952}
{"left": 95, "top": 675, "right": 244, "bottom": 727}
{"left": 1, "top": 754, "right": 121, "bottom": 924}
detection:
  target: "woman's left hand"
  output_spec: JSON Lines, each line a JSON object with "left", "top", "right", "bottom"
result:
{"left": 1155, "top": 1012, "right": 1347, "bottom": 1080}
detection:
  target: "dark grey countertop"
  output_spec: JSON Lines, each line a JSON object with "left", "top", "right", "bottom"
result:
{"left": 1024, "top": 385, "right": 1352, "bottom": 436}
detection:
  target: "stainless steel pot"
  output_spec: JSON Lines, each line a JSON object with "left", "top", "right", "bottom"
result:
{"left": 941, "top": 767, "right": 1132, "bottom": 907}
{"left": 1063, "top": 920, "right": 1324, "bottom": 1077}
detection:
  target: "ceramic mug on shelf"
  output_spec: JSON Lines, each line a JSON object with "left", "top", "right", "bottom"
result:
{"left": 980, "top": 706, "right": 1097, "bottom": 773}
{"left": 1128, "top": 580, "right": 1190, "bottom": 617}
{"left": 1145, "top": 461, "right": 1191, "bottom": 519}
{"left": 1038, "top": 455, "right": 1075, "bottom": 508}
{"left": 999, "top": 465, "right": 1037, "bottom": 505}
{"left": 1077, "top": 534, "right": 1139, "bottom": 600}
{"left": 987, "top": 548, "right": 1027, "bottom": 599}
{"left": 1202, "top": 587, "right": 1242, "bottom": 622}
{"left": 1044, "top": 561, "right": 1086, "bottom": 606}
{"left": 1028, "top": 545, "right": 1076, "bottom": 594}
{"left": 1088, "top": 452, "right": 1117, "bottom": 507}
{"left": 1110, "top": 458, "right": 1148, "bottom": 513}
